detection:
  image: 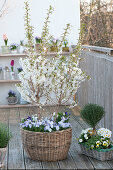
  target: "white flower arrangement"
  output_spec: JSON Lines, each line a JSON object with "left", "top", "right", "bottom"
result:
{"left": 16, "top": 2, "right": 88, "bottom": 119}
{"left": 78, "top": 127, "right": 112, "bottom": 150}
{"left": 97, "top": 128, "right": 112, "bottom": 138}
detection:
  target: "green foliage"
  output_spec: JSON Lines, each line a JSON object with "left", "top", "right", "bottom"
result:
{"left": 0, "top": 123, "right": 12, "bottom": 148}
{"left": 80, "top": 104, "right": 105, "bottom": 129}
{"left": 55, "top": 112, "right": 70, "bottom": 124}
{"left": 84, "top": 135, "right": 112, "bottom": 150}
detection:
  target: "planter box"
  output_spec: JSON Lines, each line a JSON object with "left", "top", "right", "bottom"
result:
{"left": 21, "top": 128, "right": 72, "bottom": 161}
{"left": 80, "top": 144, "right": 113, "bottom": 161}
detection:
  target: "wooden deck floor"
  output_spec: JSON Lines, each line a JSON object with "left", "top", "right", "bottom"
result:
{"left": 0, "top": 106, "right": 113, "bottom": 169}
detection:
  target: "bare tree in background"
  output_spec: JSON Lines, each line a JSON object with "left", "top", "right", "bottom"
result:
{"left": 80, "top": 0, "right": 113, "bottom": 47}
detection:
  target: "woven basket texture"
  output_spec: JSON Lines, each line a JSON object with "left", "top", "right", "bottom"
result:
{"left": 21, "top": 128, "right": 72, "bottom": 161}
{"left": 80, "top": 144, "right": 113, "bottom": 161}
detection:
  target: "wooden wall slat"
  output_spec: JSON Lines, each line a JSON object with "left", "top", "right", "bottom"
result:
{"left": 78, "top": 51, "right": 113, "bottom": 131}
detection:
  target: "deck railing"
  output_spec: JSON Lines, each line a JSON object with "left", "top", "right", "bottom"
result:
{"left": 77, "top": 45, "right": 113, "bottom": 132}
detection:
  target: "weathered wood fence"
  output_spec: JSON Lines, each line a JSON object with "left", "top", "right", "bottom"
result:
{"left": 77, "top": 46, "right": 113, "bottom": 132}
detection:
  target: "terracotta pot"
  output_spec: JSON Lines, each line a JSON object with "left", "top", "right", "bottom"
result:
{"left": 50, "top": 46, "right": 58, "bottom": 52}
{"left": 62, "top": 47, "right": 69, "bottom": 52}
{"left": 0, "top": 147, "right": 7, "bottom": 168}
{"left": 35, "top": 43, "right": 41, "bottom": 53}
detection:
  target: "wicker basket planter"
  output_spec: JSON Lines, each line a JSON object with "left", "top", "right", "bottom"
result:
{"left": 80, "top": 144, "right": 113, "bottom": 161}
{"left": 21, "top": 128, "right": 72, "bottom": 161}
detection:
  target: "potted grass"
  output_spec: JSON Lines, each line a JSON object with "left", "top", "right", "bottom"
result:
{"left": 1, "top": 34, "right": 10, "bottom": 54}
{"left": 62, "top": 40, "right": 69, "bottom": 52}
{"left": 78, "top": 103, "right": 113, "bottom": 161}
{"left": 16, "top": 2, "right": 88, "bottom": 162}
{"left": 0, "top": 123, "right": 12, "bottom": 168}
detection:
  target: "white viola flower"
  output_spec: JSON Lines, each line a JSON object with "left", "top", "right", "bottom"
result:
{"left": 79, "top": 139, "right": 83, "bottom": 143}
{"left": 53, "top": 112, "right": 56, "bottom": 116}
{"left": 84, "top": 134, "right": 88, "bottom": 140}
{"left": 56, "top": 125, "right": 60, "bottom": 131}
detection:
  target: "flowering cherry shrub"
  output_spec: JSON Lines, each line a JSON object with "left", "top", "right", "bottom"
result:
{"left": 78, "top": 128, "right": 112, "bottom": 150}
{"left": 20, "top": 112, "right": 71, "bottom": 132}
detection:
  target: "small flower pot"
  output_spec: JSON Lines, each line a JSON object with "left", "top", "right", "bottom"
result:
{"left": 0, "top": 147, "right": 7, "bottom": 168}
{"left": 80, "top": 144, "right": 113, "bottom": 161}
{"left": 1, "top": 46, "right": 10, "bottom": 54}
{"left": 7, "top": 96, "right": 18, "bottom": 105}
{"left": 50, "top": 46, "right": 58, "bottom": 53}
{"left": 35, "top": 43, "right": 41, "bottom": 53}
{"left": 62, "top": 47, "right": 69, "bottom": 52}
{"left": 11, "top": 50, "right": 17, "bottom": 54}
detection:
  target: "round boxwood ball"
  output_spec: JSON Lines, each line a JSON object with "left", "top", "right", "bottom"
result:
{"left": 80, "top": 103, "right": 105, "bottom": 130}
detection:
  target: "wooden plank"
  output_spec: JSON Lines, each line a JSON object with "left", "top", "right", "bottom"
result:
{"left": 8, "top": 108, "right": 25, "bottom": 169}
{"left": 58, "top": 153, "right": 77, "bottom": 169}
{"left": 0, "top": 104, "right": 37, "bottom": 109}
{"left": 0, "top": 80, "right": 20, "bottom": 83}
{"left": 42, "top": 161, "right": 60, "bottom": 169}
{"left": 0, "top": 52, "right": 71, "bottom": 58}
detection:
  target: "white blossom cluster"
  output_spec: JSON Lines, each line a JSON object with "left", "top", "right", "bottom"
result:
{"left": 16, "top": 53, "right": 86, "bottom": 107}
{"left": 16, "top": 2, "right": 87, "bottom": 110}
{"left": 16, "top": 56, "right": 50, "bottom": 106}
{"left": 97, "top": 128, "right": 112, "bottom": 138}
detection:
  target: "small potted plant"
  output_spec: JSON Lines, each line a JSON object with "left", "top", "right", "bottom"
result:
{"left": 17, "top": 67, "right": 23, "bottom": 74}
{"left": 78, "top": 103, "right": 113, "bottom": 161}
{"left": 7, "top": 90, "right": 18, "bottom": 105}
{"left": 10, "top": 43, "right": 18, "bottom": 54}
{"left": 0, "top": 123, "right": 12, "bottom": 168}
{"left": 50, "top": 38, "right": 59, "bottom": 52}
{"left": 21, "top": 112, "right": 72, "bottom": 161}
{"left": 35, "top": 36, "right": 42, "bottom": 53}
{"left": 10, "top": 60, "right": 15, "bottom": 80}
{"left": 1, "top": 34, "right": 10, "bottom": 54}
{"left": 19, "top": 40, "right": 25, "bottom": 53}
{"left": 62, "top": 40, "right": 69, "bottom": 52}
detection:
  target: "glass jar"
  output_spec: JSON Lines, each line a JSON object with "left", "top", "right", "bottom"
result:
{"left": 0, "top": 67, "right": 3, "bottom": 80}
